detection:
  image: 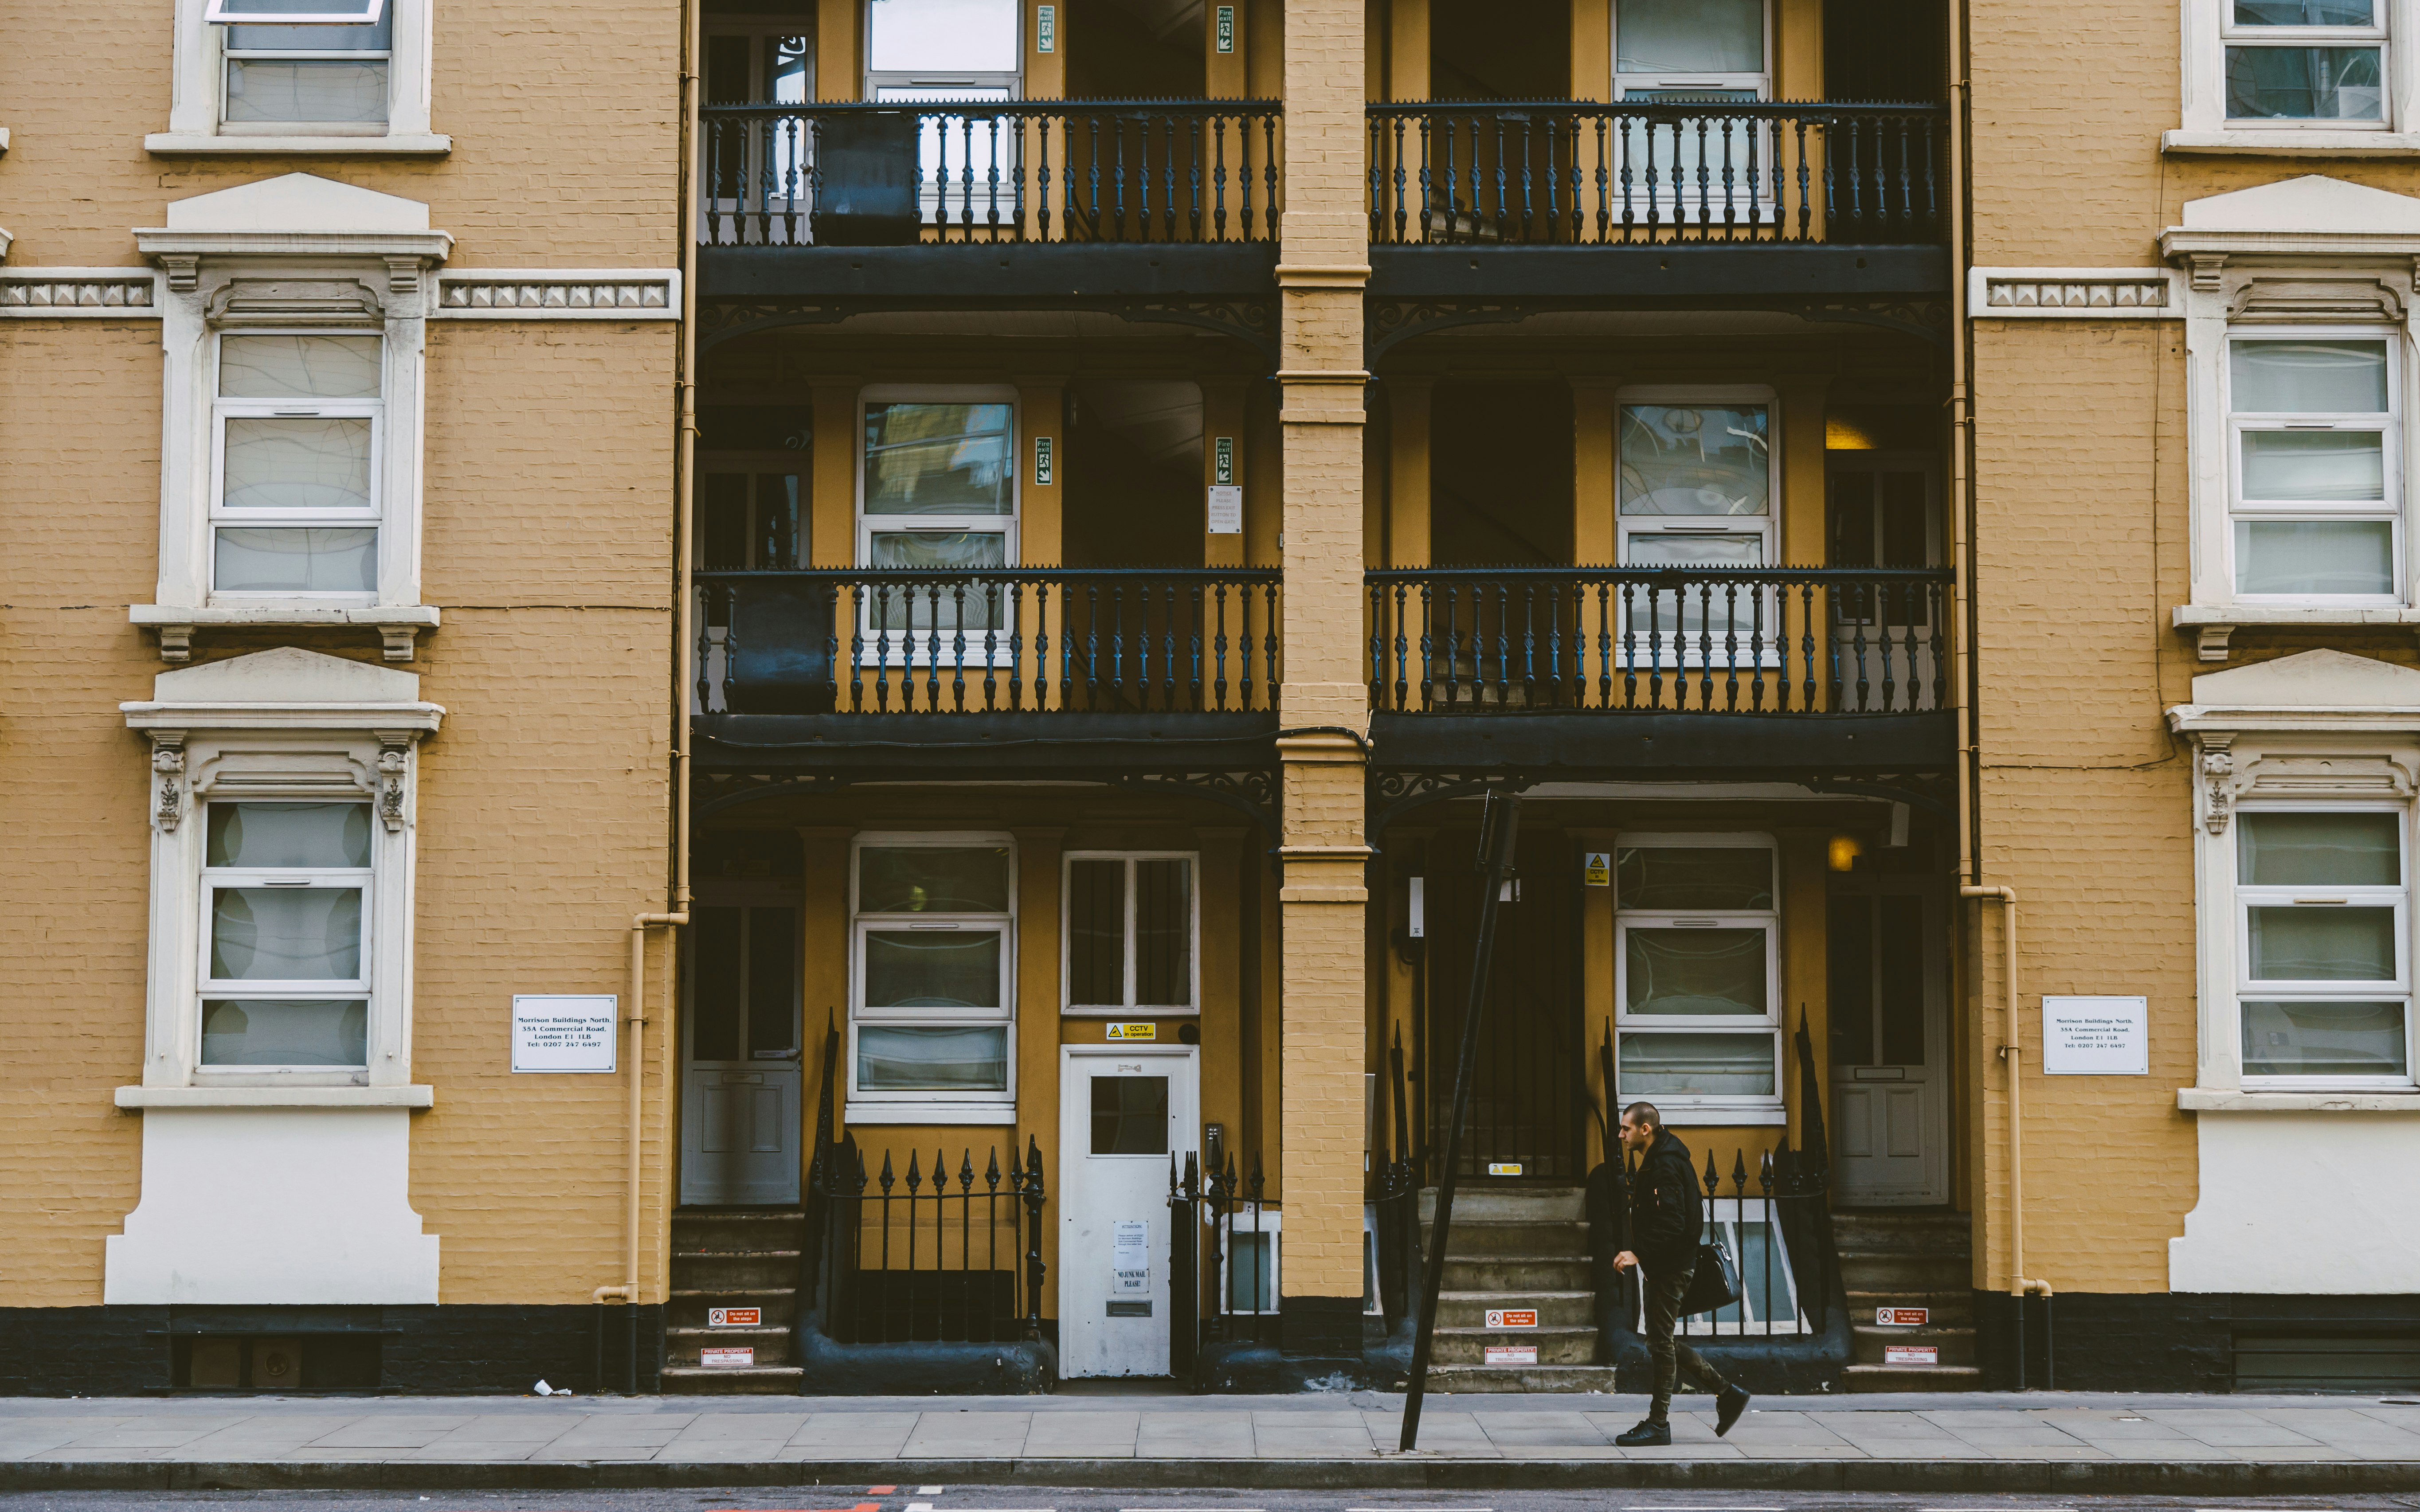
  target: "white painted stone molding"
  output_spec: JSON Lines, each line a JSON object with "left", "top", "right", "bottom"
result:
{"left": 434, "top": 269, "right": 681, "bottom": 319}
{"left": 121, "top": 645, "right": 446, "bottom": 741}
{"left": 1969, "top": 267, "right": 2181, "bottom": 317}
{"left": 2167, "top": 646, "right": 2420, "bottom": 738}
{"left": 0, "top": 269, "right": 163, "bottom": 316}
{"left": 2160, "top": 174, "right": 2420, "bottom": 272}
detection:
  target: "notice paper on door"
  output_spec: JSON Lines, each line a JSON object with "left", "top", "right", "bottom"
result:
{"left": 1884, "top": 1344, "right": 1939, "bottom": 1366}
{"left": 1483, "top": 1344, "right": 1539, "bottom": 1365}
{"left": 1112, "top": 1219, "right": 1150, "bottom": 1293}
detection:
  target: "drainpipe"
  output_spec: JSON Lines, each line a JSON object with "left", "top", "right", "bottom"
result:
{"left": 1960, "top": 883, "right": 2051, "bottom": 1385}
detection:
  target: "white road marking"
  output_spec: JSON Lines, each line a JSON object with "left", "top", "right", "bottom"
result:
{"left": 918, "top": 1490, "right": 946, "bottom": 1496}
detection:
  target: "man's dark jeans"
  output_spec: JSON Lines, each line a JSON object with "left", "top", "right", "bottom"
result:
{"left": 1642, "top": 1254, "right": 1731, "bottom": 1420}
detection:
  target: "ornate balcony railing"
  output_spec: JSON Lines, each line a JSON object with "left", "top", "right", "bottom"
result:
{"left": 1365, "top": 567, "right": 1953, "bottom": 715}
{"left": 701, "top": 100, "right": 1282, "bottom": 247}
{"left": 697, "top": 567, "right": 1282, "bottom": 716}
{"left": 1366, "top": 101, "right": 1948, "bottom": 246}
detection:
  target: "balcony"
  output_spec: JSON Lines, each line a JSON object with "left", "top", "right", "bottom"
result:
{"left": 1363, "top": 100, "right": 1953, "bottom": 333}
{"left": 696, "top": 100, "right": 1283, "bottom": 318}
{"left": 1364, "top": 566, "right": 1956, "bottom": 776}
{"left": 693, "top": 566, "right": 1283, "bottom": 781}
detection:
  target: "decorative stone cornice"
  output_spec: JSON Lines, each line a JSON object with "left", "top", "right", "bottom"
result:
{"left": 1970, "top": 267, "right": 2177, "bottom": 317}
{"left": 0, "top": 270, "right": 162, "bottom": 316}
{"left": 433, "top": 270, "right": 680, "bottom": 319}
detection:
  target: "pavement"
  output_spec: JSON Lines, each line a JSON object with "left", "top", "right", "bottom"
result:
{"left": 4, "top": 1392, "right": 2419, "bottom": 1494}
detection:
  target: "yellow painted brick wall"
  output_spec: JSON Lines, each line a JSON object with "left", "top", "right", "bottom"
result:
{"left": 0, "top": 0, "right": 678, "bottom": 268}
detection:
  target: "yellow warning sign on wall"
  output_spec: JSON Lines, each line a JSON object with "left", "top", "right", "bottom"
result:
{"left": 1106, "top": 1022, "right": 1156, "bottom": 1041}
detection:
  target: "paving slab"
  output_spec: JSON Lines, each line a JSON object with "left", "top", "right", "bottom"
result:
{"left": 1136, "top": 1408, "right": 1255, "bottom": 1459}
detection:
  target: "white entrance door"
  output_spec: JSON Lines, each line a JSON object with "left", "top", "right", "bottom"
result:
{"left": 1828, "top": 880, "right": 1948, "bottom": 1204}
{"left": 1058, "top": 1045, "right": 1198, "bottom": 1378}
{"left": 681, "top": 897, "right": 803, "bottom": 1206}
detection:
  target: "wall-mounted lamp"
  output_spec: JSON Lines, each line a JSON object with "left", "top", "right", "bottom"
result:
{"left": 1828, "top": 834, "right": 1865, "bottom": 872}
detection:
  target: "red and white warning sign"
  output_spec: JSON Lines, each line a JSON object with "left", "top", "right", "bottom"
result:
{"left": 1883, "top": 1344, "right": 1939, "bottom": 1367}
{"left": 699, "top": 1346, "right": 756, "bottom": 1368}
{"left": 1482, "top": 1344, "right": 1539, "bottom": 1366}
{"left": 1874, "top": 1306, "right": 1928, "bottom": 1326}
{"left": 708, "top": 1306, "right": 762, "bottom": 1328}
{"left": 1484, "top": 1309, "right": 1539, "bottom": 1328}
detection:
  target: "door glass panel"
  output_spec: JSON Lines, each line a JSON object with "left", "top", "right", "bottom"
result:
{"left": 1135, "top": 859, "right": 1192, "bottom": 1007}
{"left": 2239, "top": 811, "right": 2402, "bottom": 884}
{"left": 1067, "top": 859, "right": 1125, "bottom": 1007}
{"left": 858, "top": 845, "right": 1012, "bottom": 912}
{"left": 858, "top": 1023, "right": 1009, "bottom": 1089}
{"left": 863, "top": 930, "right": 1003, "bottom": 1007}
{"left": 2246, "top": 907, "right": 2397, "bottom": 980}
{"left": 2241, "top": 999, "right": 2409, "bottom": 1077}
{"left": 201, "top": 999, "right": 367, "bottom": 1065}
{"left": 706, "top": 34, "right": 753, "bottom": 101}
{"left": 747, "top": 906, "right": 798, "bottom": 1056}
{"left": 1617, "top": 1031, "right": 1775, "bottom": 1094}
{"left": 701, "top": 474, "right": 750, "bottom": 568}
{"left": 1089, "top": 1074, "right": 1169, "bottom": 1154}
{"left": 1625, "top": 928, "right": 1768, "bottom": 1014}
{"left": 208, "top": 801, "right": 369, "bottom": 867}
{"left": 1617, "top": 846, "right": 1771, "bottom": 910}
{"left": 1827, "top": 894, "right": 1876, "bottom": 1064}
{"left": 1877, "top": 897, "right": 1926, "bottom": 1064}
{"left": 693, "top": 906, "right": 744, "bottom": 1061}
{"left": 1829, "top": 471, "right": 1876, "bottom": 567}
{"left": 210, "top": 888, "right": 361, "bottom": 980}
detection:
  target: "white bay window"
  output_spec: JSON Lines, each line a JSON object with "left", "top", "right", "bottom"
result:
{"left": 201, "top": 800, "right": 374, "bottom": 1067}
{"left": 212, "top": 333, "right": 385, "bottom": 598}
{"left": 850, "top": 835, "right": 1017, "bottom": 1120}
{"left": 2236, "top": 807, "right": 2415, "bottom": 1085}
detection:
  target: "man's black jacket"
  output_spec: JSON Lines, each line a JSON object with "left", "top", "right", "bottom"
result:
{"left": 1625, "top": 1128, "right": 1703, "bottom": 1279}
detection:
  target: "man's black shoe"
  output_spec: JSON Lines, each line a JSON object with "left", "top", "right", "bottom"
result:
{"left": 1715, "top": 1383, "right": 1752, "bottom": 1436}
{"left": 1614, "top": 1418, "right": 1672, "bottom": 1446}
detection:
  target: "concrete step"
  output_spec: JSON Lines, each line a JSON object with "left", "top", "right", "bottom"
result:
{"left": 1845, "top": 1288, "right": 1974, "bottom": 1326}
{"left": 671, "top": 1209, "right": 807, "bottom": 1252}
{"left": 664, "top": 1325, "right": 793, "bottom": 1367}
{"left": 670, "top": 1249, "right": 802, "bottom": 1290}
{"left": 666, "top": 1287, "right": 797, "bottom": 1330}
{"left": 1431, "top": 1325, "right": 1599, "bottom": 1365}
{"left": 1420, "top": 1187, "right": 1587, "bottom": 1223}
{"left": 660, "top": 1364, "right": 805, "bottom": 1396}
{"left": 1433, "top": 1290, "right": 1595, "bottom": 1328}
{"left": 1830, "top": 1210, "right": 1971, "bottom": 1249}
{"left": 1421, "top": 1220, "right": 1589, "bottom": 1258}
{"left": 1843, "top": 1361, "right": 1984, "bottom": 1392}
{"left": 1851, "top": 1323, "right": 1976, "bottom": 1367}
{"left": 1428, "top": 1363, "right": 1620, "bottom": 1393}
{"left": 1441, "top": 1255, "right": 1593, "bottom": 1292}
{"left": 1833, "top": 1251, "right": 1969, "bottom": 1291}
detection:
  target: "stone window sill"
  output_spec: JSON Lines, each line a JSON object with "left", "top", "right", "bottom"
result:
{"left": 2179, "top": 1087, "right": 2419, "bottom": 1112}
{"left": 131, "top": 604, "right": 441, "bottom": 664}
{"left": 2173, "top": 602, "right": 2420, "bottom": 660}
{"left": 845, "top": 1101, "right": 1017, "bottom": 1125}
{"left": 2164, "top": 128, "right": 2420, "bottom": 156}
{"left": 145, "top": 132, "right": 452, "bottom": 156}
{"left": 117, "top": 1085, "right": 435, "bottom": 1109}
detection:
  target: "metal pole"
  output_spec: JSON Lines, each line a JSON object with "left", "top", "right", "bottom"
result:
{"left": 1400, "top": 789, "right": 1523, "bottom": 1452}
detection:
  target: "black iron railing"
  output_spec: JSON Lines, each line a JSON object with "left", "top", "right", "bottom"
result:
{"left": 1367, "top": 101, "right": 1948, "bottom": 246}
{"left": 1365, "top": 567, "right": 1952, "bottom": 715}
{"left": 813, "top": 1135, "right": 1046, "bottom": 1346}
{"left": 1174, "top": 1151, "right": 1277, "bottom": 1348}
{"left": 1619, "top": 1140, "right": 1832, "bottom": 1340}
{"left": 697, "top": 568, "right": 1282, "bottom": 716}
{"left": 702, "top": 100, "right": 1282, "bottom": 246}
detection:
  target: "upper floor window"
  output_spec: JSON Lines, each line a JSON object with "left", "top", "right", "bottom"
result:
{"left": 1612, "top": 0, "right": 1769, "bottom": 102}
{"left": 212, "top": 0, "right": 393, "bottom": 133}
{"left": 707, "top": 21, "right": 811, "bottom": 104}
{"left": 2225, "top": 0, "right": 2387, "bottom": 124}
{"left": 867, "top": 0, "right": 1022, "bottom": 98}
{"left": 213, "top": 333, "right": 384, "bottom": 599}
{"left": 849, "top": 836, "right": 1017, "bottom": 1116}
{"left": 201, "top": 800, "right": 373, "bottom": 1070}
{"left": 1617, "top": 389, "right": 1774, "bottom": 568}
{"left": 859, "top": 391, "right": 1018, "bottom": 583}
{"left": 1612, "top": 834, "right": 1783, "bottom": 1119}
{"left": 2236, "top": 807, "right": 2415, "bottom": 1087}
{"left": 2227, "top": 332, "right": 2400, "bottom": 600}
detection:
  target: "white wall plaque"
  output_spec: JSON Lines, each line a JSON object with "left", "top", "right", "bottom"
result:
{"left": 511, "top": 994, "right": 619, "bottom": 1073}
{"left": 2041, "top": 995, "right": 2149, "bottom": 1075}
{"left": 1206, "top": 485, "right": 1243, "bottom": 534}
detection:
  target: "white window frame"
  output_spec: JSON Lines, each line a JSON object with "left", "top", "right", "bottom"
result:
{"left": 1611, "top": 831, "right": 1786, "bottom": 1123}
{"left": 1616, "top": 386, "right": 1778, "bottom": 566}
{"left": 846, "top": 830, "right": 1018, "bottom": 1121}
{"left": 2174, "top": 0, "right": 2420, "bottom": 150}
{"left": 1608, "top": 0, "right": 1773, "bottom": 103}
{"left": 856, "top": 385, "right": 1021, "bottom": 663}
{"left": 1061, "top": 850, "right": 1202, "bottom": 1017}
{"left": 2220, "top": 0, "right": 2391, "bottom": 130}
{"left": 196, "top": 799, "right": 376, "bottom": 1077}
{"left": 2232, "top": 800, "right": 2418, "bottom": 1090}
{"left": 156, "top": 0, "right": 442, "bottom": 152}
{"left": 208, "top": 328, "right": 387, "bottom": 606}
{"left": 2224, "top": 325, "right": 2405, "bottom": 605}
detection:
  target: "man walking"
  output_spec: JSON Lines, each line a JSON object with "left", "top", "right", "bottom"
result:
{"left": 1610, "top": 1101, "right": 1751, "bottom": 1445}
